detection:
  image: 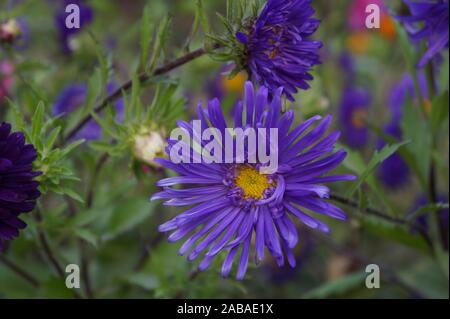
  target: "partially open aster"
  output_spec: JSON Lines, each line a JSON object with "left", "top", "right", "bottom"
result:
{"left": 151, "top": 81, "right": 355, "bottom": 279}
{"left": 236, "top": 0, "right": 322, "bottom": 101}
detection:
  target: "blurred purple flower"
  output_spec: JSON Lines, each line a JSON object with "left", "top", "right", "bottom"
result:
{"left": 338, "top": 87, "right": 371, "bottom": 149}
{"left": 236, "top": 0, "right": 322, "bottom": 101}
{"left": 338, "top": 51, "right": 356, "bottom": 84}
{"left": 377, "top": 73, "right": 428, "bottom": 188}
{"left": 53, "top": 82, "right": 124, "bottom": 141}
{"left": 388, "top": 73, "right": 428, "bottom": 122}
{"left": 54, "top": 0, "right": 94, "bottom": 54}
{"left": 377, "top": 121, "right": 410, "bottom": 188}
{"left": 152, "top": 81, "right": 354, "bottom": 279}
{"left": 396, "top": 0, "right": 449, "bottom": 68}
{"left": 0, "top": 122, "right": 41, "bottom": 250}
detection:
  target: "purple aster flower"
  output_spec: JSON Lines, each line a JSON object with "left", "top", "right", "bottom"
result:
{"left": 152, "top": 81, "right": 355, "bottom": 279}
{"left": 338, "top": 87, "right": 371, "bottom": 149}
{"left": 0, "top": 122, "right": 41, "bottom": 250}
{"left": 396, "top": 0, "right": 449, "bottom": 68}
{"left": 54, "top": 0, "right": 94, "bottom": 54}
{"left": 236, "top": 0, "right": 322, "bottom": 101}
{"left": 53, "top": 82, "right": 124, "bottom": 141}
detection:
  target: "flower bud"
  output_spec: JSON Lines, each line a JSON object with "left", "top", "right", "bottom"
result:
{"left": 0, "top": 19, "right": 22, "bottom": 44}
{"left": 132, "top": 131, "right": 166, "bottom": 167}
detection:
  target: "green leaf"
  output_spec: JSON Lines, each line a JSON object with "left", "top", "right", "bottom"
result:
{"left": 303, "top": 271, "right": 367, "bottom": 299}
{"left": 347, "top": 141, "right": 410, "bottom": 197}
{"left": 147, "top": 15, "right": 171, "bottom": 72}
{"left": 126, "top": 273, "right": 159, "bottom": 291}
{"left": 361, "top": 216, "right": 429, "bottom": 252}
{"left": 430, "top": 91, "right": 449, "bottom": 133}
{"left": 103, "top": 198, "right": 157, "bottom": 241}
{"left": 139, "top": 4, "right": 154, "bottom": 71}
{"left": 44, "top": 126, "right": 62, "bottom": 155}
{"left": 73, "top": 228, "right": 99, "bottom": 248}
{"left": 31, "top": 101, "right": 45, "bottom": 144}
{"left": 401, "top": 98, "right": 432, "bottom": 183}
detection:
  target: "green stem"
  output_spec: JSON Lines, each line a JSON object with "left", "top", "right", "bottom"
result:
{"left": 0, "top": 256, "right": 40, "bottom": 287}
{"left": 59, "top": 45, "right": 219, "bottom": 146}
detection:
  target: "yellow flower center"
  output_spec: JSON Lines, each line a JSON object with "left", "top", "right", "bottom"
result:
{"left": 234, "top": 166, "right": 274, "bottom": 200}
{"left": 351, "top": 109, "right": 367, "bottom": 129}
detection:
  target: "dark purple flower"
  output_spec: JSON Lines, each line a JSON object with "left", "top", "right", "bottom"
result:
{"left": 152, "top": 81, "right": 355, "bottom": 279}
{"left": 53, "top": 82, "right": 124, "bottom": 141}
{"left": 338, "top": 87, "right": 371, "bottom": 149}
{"left": 396, "top": 0, "right": 449, "bottom": 68}
{"left": 0, "top": 122, "right": 41, "bottom": 250}
{"left": 54, "top": 0, "right": 94, "bottom": 54}
{"left": 236, "top": 0, "right": 322, "bottom": 101}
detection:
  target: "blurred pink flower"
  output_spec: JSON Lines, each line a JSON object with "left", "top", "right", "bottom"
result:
{"left": 348, "top": 0, "right": 384, "bottom": 30}
{"left": 0, "top": 60, "right": 15, "bottom": 102}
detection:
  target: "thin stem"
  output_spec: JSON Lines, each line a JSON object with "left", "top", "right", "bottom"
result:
{"left": 60, "top": 45, "right": 219, "bottom": 146}
{"left": 0, "top": 255, "right": 40, "bottom": 287}
{"left": 330, "top": 193, "right": 408, "bottom": 225}
{"left": 330, "top": 193, "right": 432, "bottom": 246}
{"left": 35, "top": 208, "right": 65, "bottom": 278}
{"left": 34, "top": 206, "right": 82, "bottom": 299}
